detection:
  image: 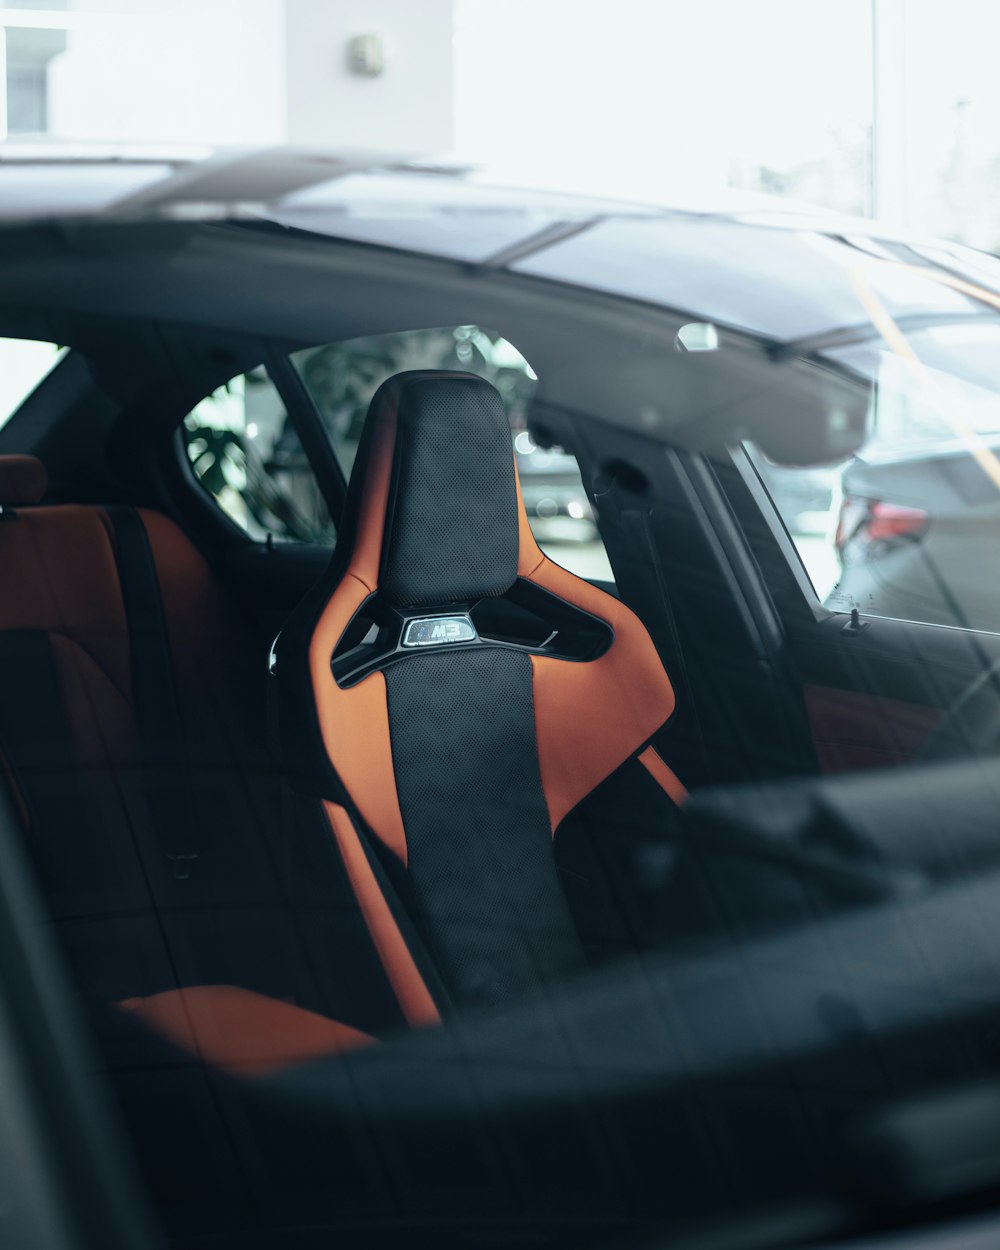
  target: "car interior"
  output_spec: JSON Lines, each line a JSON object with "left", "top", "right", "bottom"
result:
{"left": 3, "top": 218, "right": 1000, "bottom": 1248}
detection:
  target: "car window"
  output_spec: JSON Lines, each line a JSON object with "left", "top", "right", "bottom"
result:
{"left": 182, "top": 367, "right": 335, "bottom": 545}
{"left": 746, "top": 311, "right": 1000, "bottom": 633}
{"left": 291, "top": 325, "right": 614, "bottom": 582}
{"left": 0, "top": 338, "right": 65, "bottom": 432}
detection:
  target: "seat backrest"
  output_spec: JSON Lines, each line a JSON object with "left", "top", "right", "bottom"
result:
{"left": 0, "top": 452, "right": 415, "bottom": 1244}
{"left": 276, "top": 371, "right": 684, "bottom": 1019}
{"left": 0, "top": 455, "right": 397, "bottom": 1043}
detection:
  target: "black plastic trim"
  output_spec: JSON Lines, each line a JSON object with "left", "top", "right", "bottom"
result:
{"left": 330, "top": 578, "right": 615, "bottom": 689}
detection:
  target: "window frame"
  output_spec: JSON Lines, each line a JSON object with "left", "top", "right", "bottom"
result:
{"left": 728, "top": 442, "right": 833, "bottom": 622}
{"left": 734, "top": 432, "right": 1000, "bottom": 640}
{"left": 0, "top": 340, "right": 72, "bottom": 450}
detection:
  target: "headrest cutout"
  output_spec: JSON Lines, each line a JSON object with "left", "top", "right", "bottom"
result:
{"left": 0, "top": 455, "right": 47, "bottom": 506}
{"left": 373, "top": 373, "right": 519, "bottom": 608}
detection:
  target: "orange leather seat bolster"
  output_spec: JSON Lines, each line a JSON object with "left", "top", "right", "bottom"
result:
{"left": 118, "top": 985, "right": 375, "bottom": 1076}
{"left": 308, "top": 390, "right": 408, "bottom": 863}
{"left": 516, "top": 485, "right": 678, "bottom": 830}
{"left": 639, "top": 745, "right": 688, "bottom": 806}
{"left": 324, "top": 802, "right": 440, "bottom": 1028}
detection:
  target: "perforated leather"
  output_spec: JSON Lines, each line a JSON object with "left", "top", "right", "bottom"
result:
{"left": 379, "top": 375, "right": 519, "bottom": 606}
{"left": 385, "top": 647, "right": 583, "bottom": 1007}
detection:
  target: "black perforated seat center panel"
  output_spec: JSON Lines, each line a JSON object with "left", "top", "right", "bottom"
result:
{"left": 379, "top": 378, "right": 519, "bottom": 607}
{"left": 384, "top": 648, "right": 584, "bottom": 1007}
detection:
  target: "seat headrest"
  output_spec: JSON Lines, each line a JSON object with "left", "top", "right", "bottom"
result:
{"left": 0, "top": 455, "right": 47, "bottom": 506}
{"left": 357, "top": 372, "right": 519, "bottom": 608}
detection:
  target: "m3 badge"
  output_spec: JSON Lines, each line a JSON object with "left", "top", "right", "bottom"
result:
{"left": 401, "top": 615, "right": 478, "bottom": 648}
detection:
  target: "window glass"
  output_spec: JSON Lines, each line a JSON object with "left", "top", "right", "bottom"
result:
{"left": 897, "top": 0, "right": 1000, "bottom": 251}
{"left": 748, "top": 313, "right": 1000, "bottom": 632}
{"left": 0, "top": 339, "right": 64, "bottom": 433}
{"left": 292, "top": 326, "right": 614, "bottom": 583}
{"left": 5, "top": 25, "right": 65, "bottom": 136}
{"left": 182, "top": 367, "right": 334, "bottom": 545}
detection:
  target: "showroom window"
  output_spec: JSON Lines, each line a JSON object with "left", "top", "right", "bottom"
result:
{"left": 885, "top": 0, "right": 1000, "bottom": 251}
{"left": 0, "top": 1, "right": 282, "bottom": 145}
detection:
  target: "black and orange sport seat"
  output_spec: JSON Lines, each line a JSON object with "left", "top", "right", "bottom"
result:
{"left": 275, "top": 371, "right": 686, "bottom": 1022}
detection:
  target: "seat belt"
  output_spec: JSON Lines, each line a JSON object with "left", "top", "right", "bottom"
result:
{"left": 106, "top": 507, "right": 201, "bottom": 884}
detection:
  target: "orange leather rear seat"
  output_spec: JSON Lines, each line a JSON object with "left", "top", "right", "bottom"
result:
{"left": 0, "top": 454, "right": 387, "bottom": 1072}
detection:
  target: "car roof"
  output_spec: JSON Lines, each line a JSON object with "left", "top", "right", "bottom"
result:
{"left": 0, "top": 142, "right": 977, "bottom": 242}
{"left": 0, "top": 143, "right": 997, "bottom": 349}
{"left": 0, "top": 141, "right": 893, "bottom": 239}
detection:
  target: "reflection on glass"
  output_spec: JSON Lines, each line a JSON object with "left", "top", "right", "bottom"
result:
{"left": 184, "top": 370, "right": 334, "bottom": 545}
{"left": 751, "top": 260, "right": 1000, "bottom": 633}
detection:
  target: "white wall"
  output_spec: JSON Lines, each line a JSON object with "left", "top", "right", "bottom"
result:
{"left": 44, "top": 0, "right": 286, "bottom": 145}
{"left": 283, "top": 0, "right": 454, "bottom": 154}
{"left": 454, "top": 0, "right": 873, "bottom": 212}
{"left": 4, "top": 0, "right": 457, "bottom": 155}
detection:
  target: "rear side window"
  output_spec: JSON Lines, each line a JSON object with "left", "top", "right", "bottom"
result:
{"left": 292, "top": 325, "right": 613, "bottom": 583}
{"left": 0, "top": 338, "right": 65, "bottom": 433}
{"left": 182, "top": 367, "right": 335, "bottom": 545}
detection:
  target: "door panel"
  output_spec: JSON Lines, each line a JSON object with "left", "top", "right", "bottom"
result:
{"left": 790, "top": 612, "right": 1000, "bottom": 772}
{"left": 803, "top": 684, "right": 941, "bottom": 772}
{"left": 718, "top": 451, "right": 1000, "bottom": 777}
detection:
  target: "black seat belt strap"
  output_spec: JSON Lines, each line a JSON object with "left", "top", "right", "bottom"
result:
{"left": 106, "top": 507, "right": 200, "bottom": 879}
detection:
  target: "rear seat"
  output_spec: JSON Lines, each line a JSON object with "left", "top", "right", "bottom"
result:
{"left": 0, "top": 454, "right": 394, "bottom": 1073}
